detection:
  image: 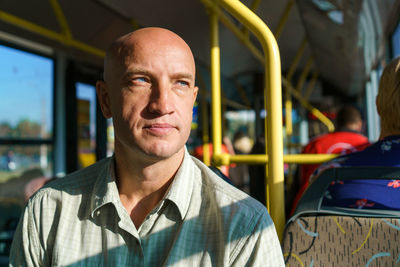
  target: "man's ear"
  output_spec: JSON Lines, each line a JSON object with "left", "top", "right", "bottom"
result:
{"left": 96, "top": 80, "right": 112, "bottom": 118}
{"left": 193, "top": 86, "right": 199, "bottom": 105}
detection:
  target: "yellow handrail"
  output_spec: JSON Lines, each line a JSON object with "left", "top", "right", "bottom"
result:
{"left": 207, "top": 0, "right": 285, "bottom": 238}
{"left": 274, "top": 0, "right": 295, "bottom": 40}
{"left": 201, "top": 0, "right": 334, "bottom": 139}
{"left": 210, "top": 11, "right": 223, "bottom": 159}
{"left": 0, "top": 9, "right": 105, "bottom": 57}
{"left": 49, "top": 0, "right": 72, "bottom": 40}
{"left": 283, "top": 78, "right": 335, "bottom": 132}
{"left": 228, "top": 153, "right": 338, "bottom": 164}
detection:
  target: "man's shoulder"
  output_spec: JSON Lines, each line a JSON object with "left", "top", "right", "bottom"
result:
{"left": 31, "top": 157, "right": 111, "bottom": 202}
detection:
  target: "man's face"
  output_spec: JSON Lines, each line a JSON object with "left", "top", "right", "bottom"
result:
{"left": 104, "top": 35, "right": 198, "bottom": 160}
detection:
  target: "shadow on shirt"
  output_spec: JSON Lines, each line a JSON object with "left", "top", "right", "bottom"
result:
{"left": 56, "top": 197, "right": 277, "bottom": 266}
{"left": 11, "top": 177, "right": 280, "bottom": 265}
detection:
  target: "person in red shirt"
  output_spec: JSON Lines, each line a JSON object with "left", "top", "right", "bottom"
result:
{"left": 291, "top": 105, "right": 370, "bottom": 214}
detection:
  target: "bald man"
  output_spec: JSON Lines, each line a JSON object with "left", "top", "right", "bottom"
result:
{"left": 10, "top": 28, "right": 284, "bottom": 266}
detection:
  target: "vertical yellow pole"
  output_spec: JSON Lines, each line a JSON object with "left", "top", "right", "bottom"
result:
{"left": 218, "top": 0, "right": 285, "bottom": 238}
{"left": 210, "top": 11, "right": 222, "bottom": 160}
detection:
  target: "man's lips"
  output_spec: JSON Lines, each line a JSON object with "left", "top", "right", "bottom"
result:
{"left": 143, "top": 123, "right": 176, "bottom": 135}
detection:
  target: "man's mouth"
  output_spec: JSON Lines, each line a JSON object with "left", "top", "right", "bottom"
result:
{"left": 144, "top": 123, "right": 176, "bottom": 135}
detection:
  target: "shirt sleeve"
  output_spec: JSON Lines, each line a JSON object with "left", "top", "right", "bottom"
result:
{"left": 229, "top": 211, "right": 285, "bottom": 266}
{"left": 9, "top": 201, "right": 43, "bottom": 266}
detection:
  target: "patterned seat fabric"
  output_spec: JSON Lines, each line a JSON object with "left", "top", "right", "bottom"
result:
{"left": 282, "top": 215, "right": 400, "bottom": 266}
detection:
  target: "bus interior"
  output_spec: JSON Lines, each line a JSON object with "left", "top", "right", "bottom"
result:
{"left": 1, "top": 0, "right": 400, "bottom": 265}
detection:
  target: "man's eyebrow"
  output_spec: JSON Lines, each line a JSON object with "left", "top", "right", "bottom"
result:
{"left": 171, "top": 72, "right": 194, "bottom": 81}
{"left": 123, "top": 68, "right": 152, "bottom": 78}
{"left": 123, "top": 69, "right": 194, "bottom": 81}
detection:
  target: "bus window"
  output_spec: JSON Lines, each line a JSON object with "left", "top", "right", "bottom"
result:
{"left": 0, "top": 44, "right": 54, "bottom": 251}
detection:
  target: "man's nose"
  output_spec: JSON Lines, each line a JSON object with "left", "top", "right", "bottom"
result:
{"left": 147, "top": 82, "right": 174, "bottom": 115}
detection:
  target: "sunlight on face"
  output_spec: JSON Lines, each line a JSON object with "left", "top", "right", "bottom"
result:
{"left": 106, "top": 30, "right": 198, "bottom": 161}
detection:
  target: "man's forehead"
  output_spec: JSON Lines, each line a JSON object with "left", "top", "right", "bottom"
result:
{"left": 104, "top": 28, "right": 196, "bottom": 80}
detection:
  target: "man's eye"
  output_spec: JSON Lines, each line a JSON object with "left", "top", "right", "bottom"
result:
{"left": 177, "top": 80, "right": 189, "bottom": 87}
{"left": 133, "top": 77, "right": 148, "bottom": 83}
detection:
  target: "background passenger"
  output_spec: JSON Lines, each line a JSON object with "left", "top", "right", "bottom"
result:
{"left": 309, "top": 56, "right": 400, "bottom": 210}
{"left": 248, "top": 133, "right": 267, "bottom": 205}
{"left": 290, "top": 105, "right": 370, "bottom": 214}
{"left": 229, "top": 131, "right": 252, "bottom": 193}
{"left": 299, "top": 105, "right": 370, "bottom": 186}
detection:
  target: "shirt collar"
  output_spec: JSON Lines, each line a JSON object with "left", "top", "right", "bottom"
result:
{"left": 163, "top": 148, "right": 195, "bottom": 221}
{"left": 90, "top": 156, "right": 120, "bottom": 218}
{"left": 89, "top": 149, "right": 196, "bottom": 221}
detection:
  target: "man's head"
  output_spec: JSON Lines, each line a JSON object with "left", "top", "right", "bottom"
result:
{"left": 336, "top": 105, "right": 363, "bottom": 132}
{"left": 96, "top": 27, "right": 198, "bottom": 161}
{"left": 376, "top": 57, "right": 400, "bottom": 137}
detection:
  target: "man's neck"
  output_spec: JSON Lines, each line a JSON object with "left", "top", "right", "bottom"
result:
{"left": 113, "top": 145, "right": 185, "bottom": 228}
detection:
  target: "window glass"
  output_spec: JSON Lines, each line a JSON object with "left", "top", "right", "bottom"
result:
{"left": 0, "top": 144, "right": 53, "bottom": 249}
{"left": 0, "top": 45, "right": 53, "bottom": 139}
{"left": 0, "top": 44, "right": 54, "bottom": 261}
{"left": 0, "top": 145, "right": 53, "bottom": 182}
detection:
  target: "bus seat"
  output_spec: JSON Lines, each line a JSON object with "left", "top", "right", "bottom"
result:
{"left": 282, "top": 167, "right": 400, "bottom": 266}
{"left": 282, "top": 215, "right": 400, "bottom": 265}
{"left": 293, "top": 167, "right": 400, "bottom": 216}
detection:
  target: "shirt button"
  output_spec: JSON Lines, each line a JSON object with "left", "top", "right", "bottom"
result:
{"left": 97, "top": 210, "right": 101, "bottom": 216}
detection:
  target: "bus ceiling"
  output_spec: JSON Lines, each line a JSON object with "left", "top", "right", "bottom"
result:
{"left": 0, "top": 0, "right": 398, "bottom": 106}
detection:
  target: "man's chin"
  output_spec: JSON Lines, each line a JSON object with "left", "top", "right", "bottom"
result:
{"left": 141, "top": 145, "right": 184, "bottom": 160}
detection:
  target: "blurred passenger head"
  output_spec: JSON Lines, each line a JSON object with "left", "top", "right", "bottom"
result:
{"left": 233, "top": 131, "right": 252, "bottom": 154}
{"left": 336, "top": 105, "right": 363, "bottom": 132}
{"left": 376, "top": 57, "right": 400, "bottom": 137}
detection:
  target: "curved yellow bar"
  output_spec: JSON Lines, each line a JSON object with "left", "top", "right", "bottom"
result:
{"left": 0, "top": 9, "right": 105, "bottom": 57}
{"left": 217, "top": 0, "right": 285, "bottom": 237}
{"left": 283, "top": 78, "right": 335, "bottom": 132}
{"left": 49, "top": 0, "right": 72, "bottom": 40}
